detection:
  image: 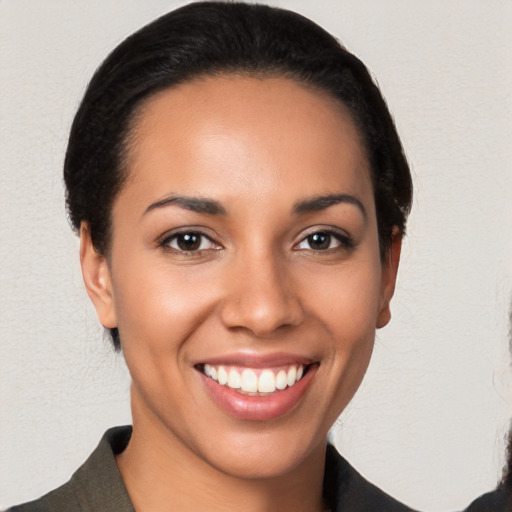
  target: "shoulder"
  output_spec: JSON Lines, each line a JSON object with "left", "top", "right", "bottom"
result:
{"left": 6, "top": 426, "right": 134, "bottom": 512}
{"left": 6, "top": 485, "right": 78, "bottom": 512}
{"left": 463, "top": 487, "right": 511, "bottom": 512}
{"left": 324, "top": 444, "right": 417, "bottom": 512}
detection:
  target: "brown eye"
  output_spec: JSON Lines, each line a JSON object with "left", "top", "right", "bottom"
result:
{"left": 296, "top": 229, "right": 354, "bottom": 252}
{"left": 307, "top": 232, "right": 332, "bottom": 250}
{"left": 176, "top": 233, "right": 201, "bottom": 251}
{"left": 162, "top": 231, "right": 220, "bottom": 252}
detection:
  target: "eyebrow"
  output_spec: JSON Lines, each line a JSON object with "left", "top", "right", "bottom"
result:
{"left": 292, "top": 194, "right": 366, "bottom": 218}
{"left": 144, "top": 193, "right": 365, "bottom": 218}
{"left": 144, "top": 195, "right": 227, "bottom": 216}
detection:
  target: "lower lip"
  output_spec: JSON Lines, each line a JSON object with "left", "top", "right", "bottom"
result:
{"left": 200, "top": 365, "right": 318, "bottom": 421}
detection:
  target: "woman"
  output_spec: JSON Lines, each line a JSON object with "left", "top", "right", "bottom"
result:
{"left": 8, "top": 2, "right": 414, "bottom": 510}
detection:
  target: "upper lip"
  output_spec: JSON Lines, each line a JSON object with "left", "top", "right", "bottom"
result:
{"left": 194, "top": 351, "right": 316, "bottom": 368}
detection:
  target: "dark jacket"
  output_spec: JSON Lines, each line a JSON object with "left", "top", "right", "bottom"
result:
{"left": 8, "top": 426, "right": 416, "bottom": 512}
{"left": 463, "top": 487, "right": 511, "bottom": 512}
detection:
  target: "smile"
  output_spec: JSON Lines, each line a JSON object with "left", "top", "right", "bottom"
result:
{"left": 197, "top": 359, "right": 318, "bottom": 421}
{"left": 202, "top": 364, "right": 305, "bottom": 395}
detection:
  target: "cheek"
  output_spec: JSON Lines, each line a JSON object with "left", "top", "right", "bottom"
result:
{"left": 302, "top": 253, "right": 382, "bottom": 386}
{"left": 110, "top": 257, "right": 219, "bottom": 353}
{"left": 303, "top": 257, "right": 383, "bottom": 332}
{"left": 324, "top": 271, "right": 380, "bottom": 409}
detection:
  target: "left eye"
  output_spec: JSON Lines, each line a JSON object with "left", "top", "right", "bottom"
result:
{"left": 163, "top": 232, "right": 219, "bottom": 252}
{"left": 296, "top": 231, "right": 348, "bottom": 251}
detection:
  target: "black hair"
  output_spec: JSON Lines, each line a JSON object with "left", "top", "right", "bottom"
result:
{"left": 502, "top": 431, "right": 512, "bottom": 491}
{"left": 504, "top": 300, "right": 512, "bottom": 492}
{"left": 64, "top": 1, "right": 413, "bottom": 349}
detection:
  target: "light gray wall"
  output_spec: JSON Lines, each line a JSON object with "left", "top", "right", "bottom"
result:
{"left": 1, "top": 1, "right": 511, "bottom": 510}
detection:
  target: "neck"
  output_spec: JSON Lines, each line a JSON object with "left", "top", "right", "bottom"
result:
{"left": 116, "top": 394, "right": 328, "bottom": 512}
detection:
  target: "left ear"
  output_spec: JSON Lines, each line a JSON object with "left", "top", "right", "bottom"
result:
{"left": 376, "top": 228, "right": 402, "bottom": 329}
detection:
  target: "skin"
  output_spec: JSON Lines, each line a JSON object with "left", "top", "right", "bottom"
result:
{"left": 80, "top": 75, "right": 401, "bottom": 512}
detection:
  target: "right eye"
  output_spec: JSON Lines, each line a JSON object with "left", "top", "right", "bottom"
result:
{"left": 160, "top": 231, "right": 220, "bottom": 253}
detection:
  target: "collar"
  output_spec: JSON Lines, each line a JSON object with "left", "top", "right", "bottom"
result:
{"left": 61, "top": 426, "right": 414, "bottom": 512}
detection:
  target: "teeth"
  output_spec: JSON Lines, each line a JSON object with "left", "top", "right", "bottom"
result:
{"left": 203, "top": 364, "right": 306, "bottom": 394}
{"left": 228, "top": 369, "right": 241, "bottom": 389}
{"left": 241, "top": 369, "right": 258, "bottom": 393}
{"left": 258, "top": 370, "right": 276, "bottom": 393}
{"left": 287, "top": 366, "right": 297, "bottom": 387}
{"left": 275, "top": 370, "right": 287, "bottom": 390}
{"left": 205, "top": 364, "right": 218, "bottom": 381}
{"left": 218, "top": 366, "right": 228, "bottom": 385}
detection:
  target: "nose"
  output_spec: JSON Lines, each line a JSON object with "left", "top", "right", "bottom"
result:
{"left": 219, "top": 252, "right": 304, "bottom": 337}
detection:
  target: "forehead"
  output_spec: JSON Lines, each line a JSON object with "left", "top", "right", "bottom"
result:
{"left": 122, "top": 75, "right": 373, "bottom": 212}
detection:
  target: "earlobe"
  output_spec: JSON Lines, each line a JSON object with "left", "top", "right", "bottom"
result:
{"left": 376, "top": 229, "right": 402, "bottom": 329}
{"left": 79, "top": 223, "right": 117, "bottom": 329}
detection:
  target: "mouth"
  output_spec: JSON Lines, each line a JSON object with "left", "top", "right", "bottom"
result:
{"left": 197, "top": 363, "right": 310, "bottom": 395}
{"left": 195, "top": 358, "right": 318, "bottom": 421}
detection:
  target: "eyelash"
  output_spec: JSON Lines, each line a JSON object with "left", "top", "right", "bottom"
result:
{"left": 158, "top": 230, "right": 221, "bottom": 254}
{"left": 158, "top": 228, "right": 354, "bottom": 255}
{"left": 294, "top": 229, "right": 355, "bottom": 253}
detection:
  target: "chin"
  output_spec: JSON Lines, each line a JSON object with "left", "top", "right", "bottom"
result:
{"left": 196, "top": 425, "right": 327, "bottom": 481}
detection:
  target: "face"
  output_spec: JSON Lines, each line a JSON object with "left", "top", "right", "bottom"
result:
{"left": 81, "top": 76, "right": 400, "bottom": 479}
